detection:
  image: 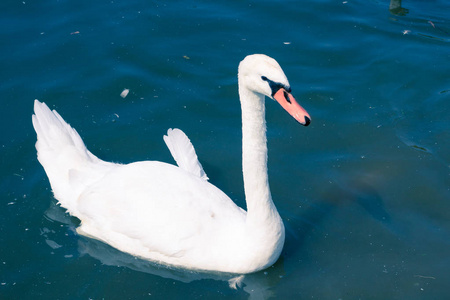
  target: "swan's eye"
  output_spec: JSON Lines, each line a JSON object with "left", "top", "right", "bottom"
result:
{"left": 261, "top": 76, "right": 292, "bottom": 98}
{"left": 261, "top": 76, "right": 282, "bottom": 97}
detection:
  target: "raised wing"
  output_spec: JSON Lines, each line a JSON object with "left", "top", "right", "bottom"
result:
{"left": 163, "top": 128, "right": 208, "bottom": 181}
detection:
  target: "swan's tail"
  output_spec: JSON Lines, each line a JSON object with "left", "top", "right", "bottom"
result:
{"left": 32, "top": 100, "right": 112, "bottom": 214}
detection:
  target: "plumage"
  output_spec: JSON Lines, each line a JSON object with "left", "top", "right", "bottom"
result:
{"left": 32, "top": 54, "right": 311, "bottom": 274}
{"left": 163, "top": 128, "right": 208, "bottom": 181}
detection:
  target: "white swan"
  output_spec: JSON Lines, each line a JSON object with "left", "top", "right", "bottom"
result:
{"left": 32, "top": 54, "right": 311, "bottom": 274}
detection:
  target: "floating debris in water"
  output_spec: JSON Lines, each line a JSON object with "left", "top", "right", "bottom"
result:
{"left": 411, "top": 145, "right": 428, "bottom": 152}
{"left": 70, "top": 31, "right": 80, "bottom": 35}
{"left": 403, "top": 30, "right": 411, "bottom": 35}
{"left": 45, "top": 239, "right": 62, "bottom": 249}
{"left": 120, "top": 89, "right": 130, "bottom": 98}
{"left": 414, "top": 274, "right": 436, "bottom": 279}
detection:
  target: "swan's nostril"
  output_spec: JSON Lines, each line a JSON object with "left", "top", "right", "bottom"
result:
{"left": 283, "top": 90, "right": 291, "bottom": 104}
{"left": 304, "top": 116, "right": 311, "bottom": 126}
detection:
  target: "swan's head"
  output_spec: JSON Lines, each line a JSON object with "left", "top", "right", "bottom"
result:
{"left": 238, "top": 54, "right": 311, "bottom": 126}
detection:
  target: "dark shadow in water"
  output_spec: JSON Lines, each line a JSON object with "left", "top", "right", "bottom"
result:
{"left": 283, "top": 173, "right": 393, "bottom": 255}
{"left": 284, "top": 165, "right": 450, "bottom": 259}
{"left": 389, "top": 0, "right": 409, "bottom": 16}
{"left": 333, "top": 177, "right": 391, "bottom": 223}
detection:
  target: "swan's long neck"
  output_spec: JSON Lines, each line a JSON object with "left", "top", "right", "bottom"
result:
{"left": 238, "top": 85, "right": 281, "bottom": 228}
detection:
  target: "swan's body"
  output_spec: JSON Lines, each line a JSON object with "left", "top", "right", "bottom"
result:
{"left": 32, "top": 54, "right": 311, "bottom": 274}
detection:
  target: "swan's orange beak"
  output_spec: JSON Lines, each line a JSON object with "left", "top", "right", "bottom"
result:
{"left": 273, "top": 88, "right": 311, "bottom": 126}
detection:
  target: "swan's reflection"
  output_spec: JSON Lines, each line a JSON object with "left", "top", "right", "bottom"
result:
{"left": 78, "top": 237, "right": 284, "bottom": 298}
{"left": 44, "top": 202, "right": 284, "bottom": 299}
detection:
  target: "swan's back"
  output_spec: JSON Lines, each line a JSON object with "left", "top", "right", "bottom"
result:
{"left": 76, "top": 161, "right": 247, "bottom": 270}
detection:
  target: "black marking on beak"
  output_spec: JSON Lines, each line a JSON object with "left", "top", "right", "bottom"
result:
{"left": 304, "top": 116, "right": 311, "bottom": 126}
{"left": 261, "top": 76, "right": 290, "bottom": 97}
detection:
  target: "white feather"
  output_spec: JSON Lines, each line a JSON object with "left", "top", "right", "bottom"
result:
{"left": 163, "top": 128, "right": 208, "bottom": 181}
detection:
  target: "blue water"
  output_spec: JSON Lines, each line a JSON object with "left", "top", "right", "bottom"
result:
{"left": 1, "top": 0, "right": 449, "bottom": 298}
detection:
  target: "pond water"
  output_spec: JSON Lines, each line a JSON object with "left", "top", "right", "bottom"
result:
{"left": 1, "top": 0, "right": 449, "bottom": 299}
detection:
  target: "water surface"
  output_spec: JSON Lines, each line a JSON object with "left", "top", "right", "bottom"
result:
{"left": 1, "top": 0, "right": 449, "bottom": 299}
